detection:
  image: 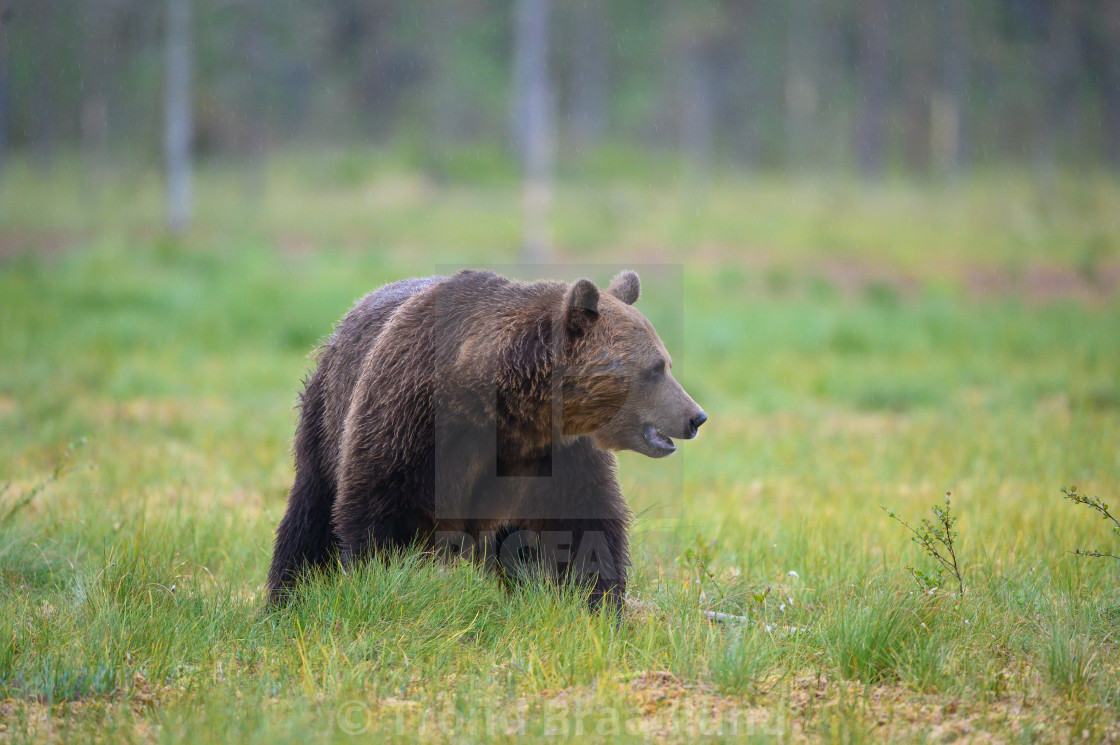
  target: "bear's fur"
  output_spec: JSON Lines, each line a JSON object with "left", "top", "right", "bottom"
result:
{"left": 267, "top": 269, "right": 705, "bottom": 610}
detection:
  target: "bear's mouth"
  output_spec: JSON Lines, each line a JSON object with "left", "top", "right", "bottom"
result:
{"left": 643, "top": 424, "right": 676, "bottom": 456}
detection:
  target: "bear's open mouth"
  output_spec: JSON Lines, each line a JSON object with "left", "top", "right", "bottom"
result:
{"left": 643, "top": 424, "right": 676, "bottom": 455}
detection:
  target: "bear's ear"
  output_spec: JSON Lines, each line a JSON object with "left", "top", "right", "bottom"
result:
{"left": 563, "top": 278, "right": 600, "bottom": 335}
{"left": 607, "top": 270, "right": 640, "bottom": 305}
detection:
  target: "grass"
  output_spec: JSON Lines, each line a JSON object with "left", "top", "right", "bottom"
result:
{"left": 1, "top": 150, "right": 1120, "bottom": 742}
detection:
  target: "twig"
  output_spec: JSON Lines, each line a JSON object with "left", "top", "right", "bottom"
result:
{"left": 1068, "top": 550, "right": 1120, "bottom": 561}
{"left": 1062, "top": 486, "right": 1120, "bottom": 562}
{"left": 1, "top": 438, "right": 87, "bottom": 528}
{"left": 696, "top": 559, "right": 728, "bottom": 601}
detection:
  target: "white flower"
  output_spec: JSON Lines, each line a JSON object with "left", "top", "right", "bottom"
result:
{"left": 964, "top": 619, "right": 970, "bottom": 625}
{"left": 920, "top": 622, "right": 927, "bottom": 629}
{"left": 787, "top": 570, "right": 799, "bottom": 578}
{"left": 779, "top": 604, "right": 786, "bottom": 612}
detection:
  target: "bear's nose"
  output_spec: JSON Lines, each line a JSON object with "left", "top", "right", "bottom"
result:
{"left": 689, "top": 411, "right": 707, "bottom": 436}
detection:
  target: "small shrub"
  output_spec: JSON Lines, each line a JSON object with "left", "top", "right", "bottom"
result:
{"left": 882, "top": 493, "right": 965, "bottom": 596}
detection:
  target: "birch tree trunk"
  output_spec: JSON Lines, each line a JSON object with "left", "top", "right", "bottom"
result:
{"left": 570, "top": 0, "right": 607, "bottom": 150}
{"left": 1034, "top": 0, "right": 1079, "bottom": 180}
{"left": 680, "top": 41, "right": 713, "bottom": 177}
{"left": 786, "top": 0, "right": 820, "bottom": 170}
{"left": 934, "top": 0, "right": 968, "bottom": 177}
{"left": 1104, "top": 3, "right": 1120, "bottom": 168}
{"left": 513, "top": 0, "right": 554, "bottom": 263}
{"left": 165, "top": 0, "right": 192, "bottom": 237}
{"left": 856, "top": 0, "right": 888, "bottom": 178}
{"left": 0, "top": 9, "right": 8, "bottom": 174}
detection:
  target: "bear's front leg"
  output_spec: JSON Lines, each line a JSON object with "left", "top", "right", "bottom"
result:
{"left": 539, "top": 517, "right": 630, "bottom": 611}
{"left": 494, "top": 519, "right": 628, "bottom": 612}
{"left": 498, "top": 442, "right": 632, "bottom": 612}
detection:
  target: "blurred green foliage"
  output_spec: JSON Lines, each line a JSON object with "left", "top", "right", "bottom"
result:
{"left": 5, "top": 0, "right": 1120, "bottom": 173}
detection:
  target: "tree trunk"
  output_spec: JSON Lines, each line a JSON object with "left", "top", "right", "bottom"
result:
{"left": 243, "top": 22, "right": 268, "bottom": 201}
{"left": 900, "top": 2, "right": 934, "bottom": 174}
{"left": 569, "top": 0, "right": 607, "bottom": 150}
{"left": 680, "top": 40, "right": 714, "bottom": 177}
{"left": 933, "top": 0, "right": 968, "bottom": 176}
{"left": 1034, "top": 0, "right": 1080, "bottom": 176}
{"left": 1104, "top": 4, "right": 1120, "bottom": 168}
{"left": 29, "top": 0, "right": 57, "bottom": 168}
{"left": 81, "top": 0, "right": 110, "bottom": 156}
{"left": 80, "top": 0, "right": 113, "bottom": 186}
{"left": 431, "top": 1, "right": 466, "bottom": 152}
{"left": 0, "top": 8, "right": 9, "bottom": 173}
{"left": 856, "top": 0, "right": 888, "bottom": 178}
{"left": 785, "top": 0, "right": 820, "bottom": 170}
{"left": 164, "top": 0, "right": 193, "bottom": 237}
{"left": 513, "top": 0, "right": 554, "bottom": 263}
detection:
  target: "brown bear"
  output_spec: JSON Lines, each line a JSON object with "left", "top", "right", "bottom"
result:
{"left": 266, "top": 269, "right": 706, "bottom": 610}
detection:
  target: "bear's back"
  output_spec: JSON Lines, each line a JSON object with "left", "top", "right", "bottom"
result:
{"left": 306, "top": 276, "right": 446, "bottom": 481}
{"left": 306, "top": 271, "right": 571, "bottom": 481}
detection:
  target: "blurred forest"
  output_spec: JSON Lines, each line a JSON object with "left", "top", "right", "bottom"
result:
{"left": 2, "top": 0, "right": 1119, "bottom": 184}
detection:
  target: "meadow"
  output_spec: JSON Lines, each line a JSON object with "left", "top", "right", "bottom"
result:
{"left": 1, "top": 153, "right": 1119, "bottom": 743}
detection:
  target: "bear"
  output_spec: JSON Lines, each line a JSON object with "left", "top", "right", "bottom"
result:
{"left": 266, "top": 269, "right": 706, "bottom": 611}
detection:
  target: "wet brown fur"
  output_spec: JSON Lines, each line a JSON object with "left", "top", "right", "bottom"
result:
{"left": 266, "top": 269, "right": 703, "bottom": 610}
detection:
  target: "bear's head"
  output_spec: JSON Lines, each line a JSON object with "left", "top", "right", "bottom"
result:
{"left": 559, "top": 270, "right": 707, "bottom": 458}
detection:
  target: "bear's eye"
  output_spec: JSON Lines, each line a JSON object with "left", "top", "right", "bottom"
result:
{"left": 642, "top": 362, "right": 663, "bottom": 380}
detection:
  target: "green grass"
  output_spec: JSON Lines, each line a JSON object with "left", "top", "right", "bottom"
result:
{"left": 1, "top": 152, "right": 1120, "bottom": 743}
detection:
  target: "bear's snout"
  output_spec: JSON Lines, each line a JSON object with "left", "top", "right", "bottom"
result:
{"left": 687, "top": 410, "right": 707, "bottom": 438}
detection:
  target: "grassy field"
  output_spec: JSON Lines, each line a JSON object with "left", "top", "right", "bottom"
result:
{"left": 2, "top": 153, "right": 1120, "bottom": 743}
